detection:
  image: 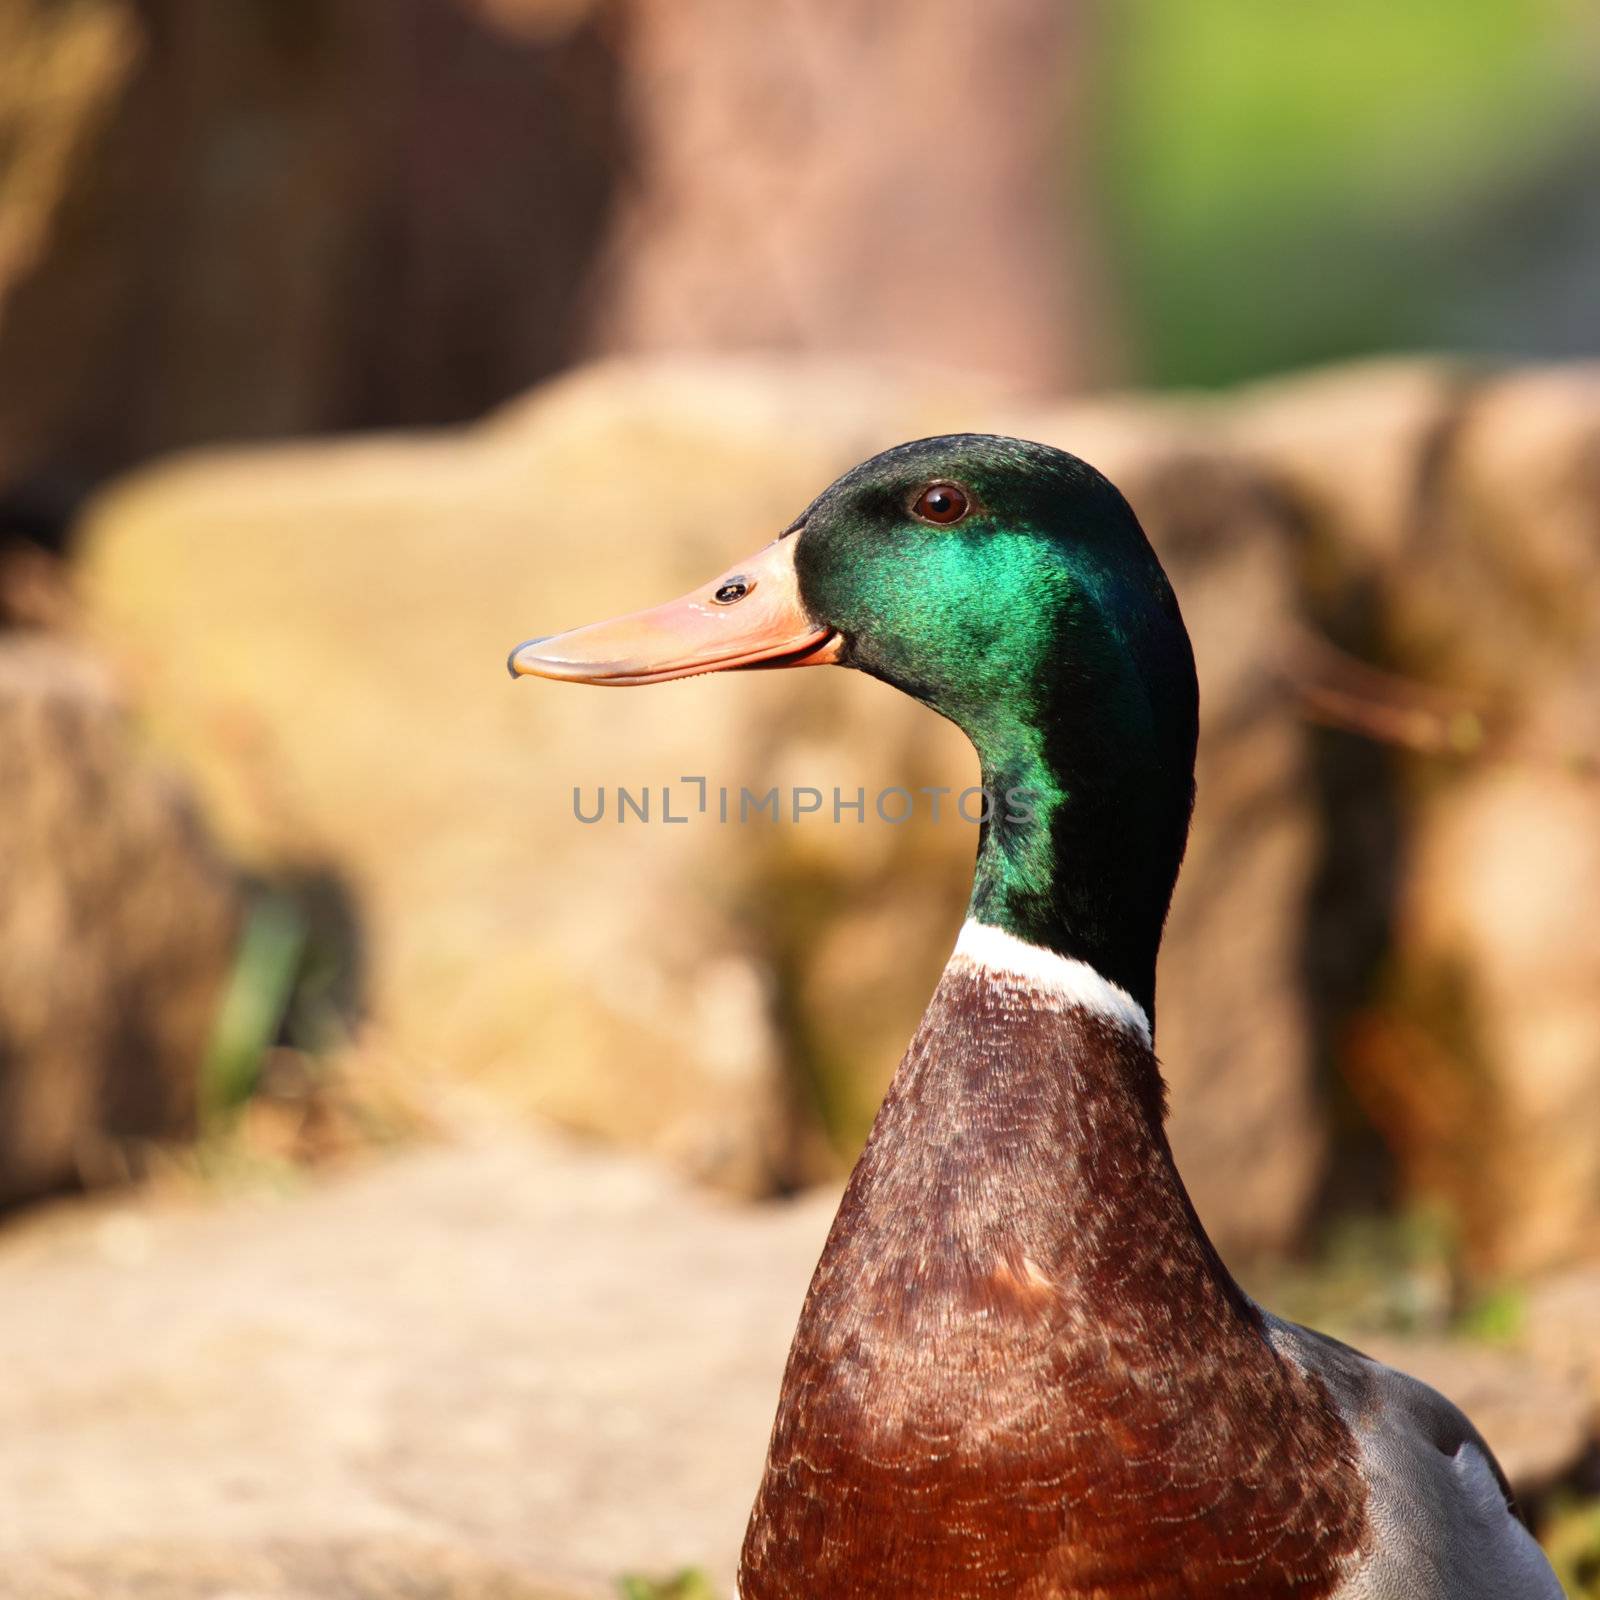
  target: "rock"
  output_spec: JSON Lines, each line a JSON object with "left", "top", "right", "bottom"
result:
{"left": 77, "top": 357, "right": 1328, "bottom": 1252}
{"left": 1230, "top": 357, "right": 1467, "bottom": 572}
{"left": 1433, "top": 366, "right": 1600, "bottom": 685}
{"left": 0, "top": 636, "right": 239, "bottom": 1208}
{"left": 1524, "top": 1265, "right": 1600, "bottom": 1418}
{"left": 1380, "top": 771, "right": 1600, "bottom": 1275}
{"left": 0, "top": 1542, "right": 575, "bottom": 1600}
{"left": 0, "top": 1132, "right": 837, "bottom": 1598}
{"left": 1328, "top": 366, "right": 1600, "bottom": 1276}
{"left": 1211, "top": 356, "right": 1600, "bottom": 1277}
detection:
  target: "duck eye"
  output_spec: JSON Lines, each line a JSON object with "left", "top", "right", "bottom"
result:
{"left": 911, "top": 483, "right": 970, "bottom": 525}
{"left": 712, "top": 577, "right": 751, "bottom": 605}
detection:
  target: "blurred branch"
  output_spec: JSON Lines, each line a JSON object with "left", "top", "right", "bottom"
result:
{"left": 1280, "top": 623, "right": 1597, "bottom": 778}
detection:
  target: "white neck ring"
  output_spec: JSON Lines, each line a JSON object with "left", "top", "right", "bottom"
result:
{"left": 951, "top": 919, "right": 1152, "bottom": 1045}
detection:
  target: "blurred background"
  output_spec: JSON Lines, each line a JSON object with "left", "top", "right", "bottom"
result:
{"left": 1, "top": 1, "right": 1598, "bottom": 1596}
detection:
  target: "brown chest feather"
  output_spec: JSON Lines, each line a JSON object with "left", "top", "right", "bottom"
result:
{"left": 740, "top": 969, "right": 1368, "bottom": 1599}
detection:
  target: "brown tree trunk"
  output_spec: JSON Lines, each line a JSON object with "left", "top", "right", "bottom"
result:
{"left": 583, "top": 0, "right": 1112, "bottom": 391}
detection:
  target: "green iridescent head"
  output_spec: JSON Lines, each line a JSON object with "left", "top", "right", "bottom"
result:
{"left": 511, "top": 433, "right": 1199, "bottom": 1022}
{"left": 791, "top": 435, "right": 1199, "bottom": 1020}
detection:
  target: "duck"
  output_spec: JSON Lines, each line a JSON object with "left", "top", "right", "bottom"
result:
{"left": 510, "top": 435, "right": 1561, "bottom": 1599}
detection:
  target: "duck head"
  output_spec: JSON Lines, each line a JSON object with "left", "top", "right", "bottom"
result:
{"left": 511, "top": 435, "right": 1198, "bottom": 1026}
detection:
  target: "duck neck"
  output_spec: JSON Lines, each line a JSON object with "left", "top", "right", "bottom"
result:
{"left": 839, "top": 925, "right": 1249, "bottom": 1339}
{"left": 966, "top": 708, "right": 1190, "bottom": 1031}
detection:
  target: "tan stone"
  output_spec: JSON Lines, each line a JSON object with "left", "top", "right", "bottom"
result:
{"left": 1388, "top": 770, "right": 1600, "bottom": 1275}
{"left": 0, "top": 1542, "right": 575, "bottom": 1600}
{"left": 0, "top": 1134, "right": 835, "bottom": 1598}
{"left": 1338, "top": 365, "right": 1600, "bottom": 1276}
{"left": 1524, "top": 1264, "right": 1600, "bottom": 1418}
{"left": 1209, "top": 357, "right": 1600, "bottom": 1277}
{"left": 1228, "top": 357, "right": 1466, "bottom": 570}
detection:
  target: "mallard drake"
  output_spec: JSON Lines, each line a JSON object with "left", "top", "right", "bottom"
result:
{"left": 510, "top": 436, "right": 1560, "bottom": 1599}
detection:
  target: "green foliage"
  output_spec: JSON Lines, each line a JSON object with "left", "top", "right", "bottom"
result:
{"left": 1542, "top": 1495, "right": 1600, "bottom": 1597}
{"left": 1254, "top": 1205, "right": 1453, "bottom": 1336}
{"left": 1099, "top": 0, "right": 1600, "bottom": 385}
{"left": 616, "top": 1572, "right": 722, "bottom": 1600}
{"left": 1455, "top": 1282, "right": 1527, "bottom": 1345}
{"left": 199, "top": 892, "right": 307, "bottom": 1117}
{"left": 1247, "top": 1200, "right": 1540, "bottom": 1359}
{"left": 198, "top": 868, "right": 364, "bottom": 1145}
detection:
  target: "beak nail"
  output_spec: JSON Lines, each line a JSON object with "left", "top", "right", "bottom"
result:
{"left": 508, "top": 637, "right": 550, "bottom": 680}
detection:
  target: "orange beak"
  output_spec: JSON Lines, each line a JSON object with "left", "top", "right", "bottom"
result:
{"left": 508, "top": 536, "right": 843, "bottom": 686}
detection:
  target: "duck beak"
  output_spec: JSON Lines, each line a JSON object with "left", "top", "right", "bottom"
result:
{"left": 508, "top": 536, "right": 843, "bottom": 686}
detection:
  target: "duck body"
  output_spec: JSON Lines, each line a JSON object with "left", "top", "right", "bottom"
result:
{"left": 739, "top": 923, "right": 1554, "bottom": 1599}
{"left": 510, "top": 436, "right": 1561, "bottom": 1599}
{"left": 742, "top": 925, "right": 1366, "bottom": 1598}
